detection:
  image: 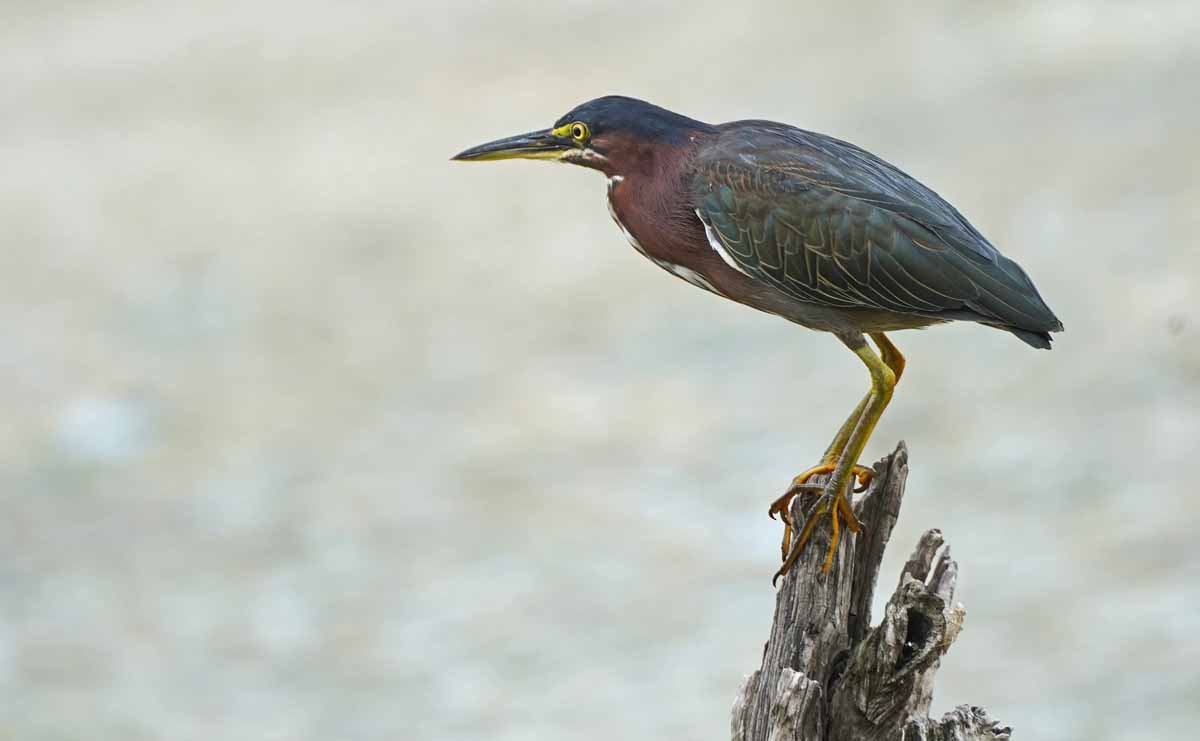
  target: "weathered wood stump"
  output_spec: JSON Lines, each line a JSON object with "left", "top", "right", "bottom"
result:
{"left": 731, "top": 442, "right": 1012, "bottom": 741}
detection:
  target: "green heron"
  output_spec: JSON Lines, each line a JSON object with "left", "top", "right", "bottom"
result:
{"left": 453, "top": 96, "right": 1062, "bottom": 581}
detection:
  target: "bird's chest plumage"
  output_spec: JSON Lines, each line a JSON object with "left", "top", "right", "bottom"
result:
{"left": 606, "top": 176, "right": 720, "bottom": 294}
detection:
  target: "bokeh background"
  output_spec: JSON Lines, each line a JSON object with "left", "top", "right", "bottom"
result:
{"left": 2, "top": 1, "right": 1198, "bottom": 739}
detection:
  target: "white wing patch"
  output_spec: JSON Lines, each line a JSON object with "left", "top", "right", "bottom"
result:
{"left": 697, "top": 209, "right": 751, "bottom": 277}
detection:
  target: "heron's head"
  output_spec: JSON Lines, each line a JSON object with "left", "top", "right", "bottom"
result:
{"left": 452, "top": 96, "right": 714, "bottom": 178}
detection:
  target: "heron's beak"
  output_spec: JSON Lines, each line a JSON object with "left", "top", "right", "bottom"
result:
{"left": 451, "top": 129, "right": 571, "bottom": 162}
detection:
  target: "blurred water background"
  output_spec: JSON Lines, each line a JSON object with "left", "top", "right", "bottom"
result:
{"left": 2, "top": 1, "right": 1198, "bottom": 739}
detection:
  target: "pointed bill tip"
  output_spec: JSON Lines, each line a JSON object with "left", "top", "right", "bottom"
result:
{"left": 451, "top": 128, "right": 568, "bottom": 163}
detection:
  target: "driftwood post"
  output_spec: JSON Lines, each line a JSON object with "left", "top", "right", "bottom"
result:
{"left": 731, "top": 443, "right": 1013, "bottom": 741}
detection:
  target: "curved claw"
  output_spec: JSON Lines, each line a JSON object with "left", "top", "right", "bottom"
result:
{"left": 768, "top": 463, "right": 871, "bottom": 522}
{"left": 775, "top": 495, "right": 831, "bottom": 581}
{"left": 769, "top": 461, "right": 871, "bottom": 583}
{"left": 774, "top": 488, "right": 862, "bottom": 584}
{"left": 852, "top": 465, "right": 874, "bottom": 493}
{"left": 767, "top": 481, "right": 823, "bottom": 522}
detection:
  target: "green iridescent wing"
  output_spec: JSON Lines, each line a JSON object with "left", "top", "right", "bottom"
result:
{"left": 693, "top": 122, "right": 1061, "bottom": 336}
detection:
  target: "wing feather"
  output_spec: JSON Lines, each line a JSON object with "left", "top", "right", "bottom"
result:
{"left": 693, "top": 122, "right": 1063, "bottom": 334}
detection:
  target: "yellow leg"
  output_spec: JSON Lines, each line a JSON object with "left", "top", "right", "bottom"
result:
{"left": 770, "top": 334, "right": 906, "bottom": 557}
{"left": 769, "top": 396, "right": 869, "bottom": 523}
{"left": 822, "top": 394, "right": 870, "bottom": 460}
{"left": 773, "top": 335, "right": 899, "bottom": 582}
{"left": 769, "top": 398, "right": 870, "bottom": 560}
{"left": 870, "top": 332, "right": 906, "bottom": 382}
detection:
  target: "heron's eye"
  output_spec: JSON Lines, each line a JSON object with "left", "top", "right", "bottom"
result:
{"left": 570, "top": 122, "right": 589, "bottom": 142}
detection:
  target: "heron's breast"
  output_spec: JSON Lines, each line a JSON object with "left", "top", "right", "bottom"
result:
{"left": 606, "top": 176, "right": 720, "bottom": 295}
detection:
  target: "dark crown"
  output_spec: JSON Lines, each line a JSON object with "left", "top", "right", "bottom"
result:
{"left": 555, "top": 96, "right": 715, "bottom": 143}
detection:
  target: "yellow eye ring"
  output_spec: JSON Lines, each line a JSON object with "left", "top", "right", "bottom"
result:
{"left": 571, "top": 123, "right": 589, "bottom": 142}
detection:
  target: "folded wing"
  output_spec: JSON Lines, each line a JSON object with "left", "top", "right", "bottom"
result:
{"left": 693, "top": 122, "right": 1062, "bottom": 343}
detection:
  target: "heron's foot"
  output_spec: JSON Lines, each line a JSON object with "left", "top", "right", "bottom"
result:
{"left": 767, "top": 462, "right": 872, "bottom": 525}
{"left": 772, "top": 486, "right": 862, "bottom": 585}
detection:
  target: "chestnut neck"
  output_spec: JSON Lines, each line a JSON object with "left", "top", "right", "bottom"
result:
{"left": 605, "top": 129, "right": 714, "bottom": 261}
